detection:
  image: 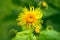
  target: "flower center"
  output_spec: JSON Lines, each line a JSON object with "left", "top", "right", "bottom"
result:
{"left": 30, "top": 16, "right": 33, "bottom": 19}
{"left": 25, "top": 14, "right": 36, "bottom": 23}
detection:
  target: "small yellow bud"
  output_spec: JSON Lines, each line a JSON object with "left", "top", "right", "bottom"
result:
{"left": 35, "top": 28, "right": 40, "bottom": 33}
{"left": 42, "top": 2, "right": 47, "bottom": 7}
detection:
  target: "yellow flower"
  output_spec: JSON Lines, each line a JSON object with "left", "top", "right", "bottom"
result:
{"left": 17, "top": 6, "right": 43, "bottom": 28}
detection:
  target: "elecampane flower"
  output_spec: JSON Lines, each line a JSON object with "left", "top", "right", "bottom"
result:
{"left": 17, "top": 6, "right": 43, "bottom": 28}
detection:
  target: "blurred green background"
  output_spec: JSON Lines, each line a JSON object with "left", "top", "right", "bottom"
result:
{"left": 0, "top": 0, "right": 60, "bottom": 40}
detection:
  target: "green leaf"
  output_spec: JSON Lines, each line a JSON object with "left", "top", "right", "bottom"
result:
{"left": 39, "top": 30, "right": 60, "bottom": 40}
{"left": 12, "top": 30, "right": 36, "bottom": 40}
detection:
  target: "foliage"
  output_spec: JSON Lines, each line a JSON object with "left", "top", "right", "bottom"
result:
{"left": 0, "top": 0, "right": 60, "bottom": 40}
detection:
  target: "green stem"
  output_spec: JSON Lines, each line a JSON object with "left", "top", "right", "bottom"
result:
{"left": 28, "top": 23, "right": 32, "bottom": 40}
{"left": 36, "top": 36, "right": 39, "bottom": 40}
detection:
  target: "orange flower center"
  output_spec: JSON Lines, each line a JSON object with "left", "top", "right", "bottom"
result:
{"left": 25, "top": 14, "right": 36, "bottom": 23}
